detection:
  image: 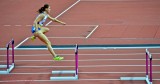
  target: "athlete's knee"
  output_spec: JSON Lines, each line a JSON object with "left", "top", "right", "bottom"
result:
{"left": 43, "top": 28, "right": 49, "bottom": 34}
{"left": 47, "top": 28, "right": 49, "bottom": 31}
{"left": 45, "top": 28, "right": 49, "bottom": 32}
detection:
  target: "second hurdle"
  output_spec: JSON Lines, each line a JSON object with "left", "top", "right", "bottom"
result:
{"left": 120, "top": 49, "right": 153, "bottom": 84}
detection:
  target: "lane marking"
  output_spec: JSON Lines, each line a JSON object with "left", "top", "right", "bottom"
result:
{"left": 3, "top": 24, "right": 99, "bottom": 27}
{"left": 81, "top": 0, "right": 142, "bottom": 1}
{"left": 8, "top": 47, "right": 160, "bottom": 50}
{"left": 48, "top": 24, "right": 98, "bottom": 26}
{"left": 9, "top": 71, "right": 160, "bottom": 74}
{"left": 1, "top": 53, "right": 160, "bottom": 57}
{"left": 0, "top": 59, "right": 160, "bottom": 62}
{"left": 15, "top": 25, "right": 21, "bottom": 27}
{"left": 86, "top": 25, "right": 99, "bottom": 38}
{"left": 26, "top": 25, "right": 32, "bottom": 26}
{"left": 2, "top": 42, "right": 160, "bottom": 50}
{"left": 0, "top": 78, "right": 160, "bottom": 82}
{"left": 4, "top": 25, "right": 11, "bottom": 26}
{"left": 0, "top": 48, "right": 6, "bottom": 50}
{"left": 14, "top": 37, "right": 29, "bottom": 49}
{"left": 15, "top": 65, "right": 160, "bottom": 68}
{"left": 45, "top": 0, "right": 81, "bottom": 26}
{"left": 48, "top": 37, "right": 84, "bottom": 38}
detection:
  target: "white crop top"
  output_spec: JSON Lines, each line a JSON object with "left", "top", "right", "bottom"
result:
{"left": 36, "top": 13, "right": 48, "bottom": 26}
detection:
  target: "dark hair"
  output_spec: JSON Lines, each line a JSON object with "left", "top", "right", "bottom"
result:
{"left": 38, "top": 4, "right": 49, "bottom": 13}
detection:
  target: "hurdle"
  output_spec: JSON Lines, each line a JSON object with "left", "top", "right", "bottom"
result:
{"left": 50, "top": 44, "right": 79, "bottom": 81}
{"left": 0, "top": 39, "right": 15, "bottom": 74}
{"left": 120, "top": 49, "right": 152, "bottom": 84}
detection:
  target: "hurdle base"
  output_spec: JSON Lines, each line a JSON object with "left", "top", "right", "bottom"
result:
{"left": 120, "top": 76, "right": 151, "bottom": 84}
{"left": 120, "top": 77, "right": 146, "bottom": 80}
{"left": 50, "top": 75, "right": 78, "bottom": 81}
{"left": 52, "top": 70, "right": 76, "bottom": 74}
{"left": 50, "top": 70, "right": 78, "bottom": 81}
{"left": 0, "top": 63, "right": 15, "bottom": 74}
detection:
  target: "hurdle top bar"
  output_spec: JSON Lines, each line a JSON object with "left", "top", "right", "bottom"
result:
{"left": 146, "top": 49, "right": 152, "bottom": 59}
{"left": 75, "top": 44, "right": 78, "bottom": 54}
{"left": 6, "top": 39, "right": 14, "bottom": 49}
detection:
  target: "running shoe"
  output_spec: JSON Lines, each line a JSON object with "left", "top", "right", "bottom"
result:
{"left": 30, "top": 36, "right": 36, "bottom": 41}
{"left": 53, "top": 55, "right": 64, "bottom": 61}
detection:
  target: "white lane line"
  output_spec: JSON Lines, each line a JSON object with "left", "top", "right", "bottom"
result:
{"left": 12, "top": 45, "right": 160, "bottom": 50}
{"left": 0, "top": 48, "right": 6, "bottom": 50}
{"left": 45, "top": 0, "right": 81, "bottom": 26}
{"left": 10, "top": 71, "right": 160, "bottom": 75}
{"left": 86, "top": 25, "right": 99, "bottom": 38}
{"left": 3, "top": 24, "right": 98, "bottom": 27}
{"left": 87, "top": 38, "right": 160, "bottom": 40}
{"left": 48, "top": 37, "right": 85, "bottom": 38}
{"left": 15, "top": 25, "right": 22, "bottom": 27}
{"left": 14, "top": 37, "right": 29, "bottom": 49}
{"left": 79, "top": 79, "right": 160, "bottom": 81}
{"left": 0, "top": 78, "right": 160, "bottom": 82}
{"left": 1, "top": 53, "right": 160, "bottom": 56}
{"left": 0, "top": 79, "right": 118, "bottom": 82}
{"left": 0, "top": 59, "right": 160, "bottom": 62}
{"left": 81, "top": 0, "right": 140, "bottom": 1}
{"left": 48, "top": 24, "right": 98, "bottom": 26}
{"left": 26, "top": 25, "right": 32, "bottom": 27}
{"left": 15, "top": 65, "right": 160, "bottom": 68}
{"left": 0, "top": 54, "right": 71, "bottom": 56}
{"left": 80, "top": 72, "right": 160, "bottom": 74}
{"left": 4, "top": 25, "right": 11, "bottom": 26}
{"left": 0, "top": 79, "right": 115, "bottom": 82}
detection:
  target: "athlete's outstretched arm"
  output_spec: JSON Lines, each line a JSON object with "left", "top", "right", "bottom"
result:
{"left": 48, "top": 15, "right": 66, "bottom": 25}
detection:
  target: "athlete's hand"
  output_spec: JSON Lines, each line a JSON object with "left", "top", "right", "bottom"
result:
{"left": 61, "top": 22, "right": 66, "bottom": 25}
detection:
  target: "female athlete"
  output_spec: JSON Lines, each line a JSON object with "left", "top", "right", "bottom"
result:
{"left": 31, "top": 4, "right": 65, "bottom": 61}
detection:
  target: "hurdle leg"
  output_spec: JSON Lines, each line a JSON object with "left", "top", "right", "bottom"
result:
{"left": 50, "top": 70, "right": 78, "bottom": 80}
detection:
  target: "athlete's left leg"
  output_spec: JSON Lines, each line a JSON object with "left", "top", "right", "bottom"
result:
{"left": 30, "top": 26, "right": 49, "bottom": 41}
{"left": 40, "top": 27, "right": 49, "bottom": 34}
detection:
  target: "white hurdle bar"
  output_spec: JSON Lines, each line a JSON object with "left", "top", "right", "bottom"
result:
{"left": 0, "top": 39, "right": 15, "bottom": 74}
{"left": 120, "top": 49, "right": 152, "bottom": 84}
{"left": 50, "top": 44, "right": 79, "bottom": 81}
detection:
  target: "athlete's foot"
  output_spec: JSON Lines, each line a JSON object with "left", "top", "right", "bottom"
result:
{"left": 30, "top": 36, "right": 36, "bottom": 41}
{"left": 53, "top": 55, "right": 64, "bottom": 61}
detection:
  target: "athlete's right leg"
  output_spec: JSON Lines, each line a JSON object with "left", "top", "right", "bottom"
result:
{"left": 40, "top": 27, "right": 49, "bottom": 34}
{"left": 35, "top": 32, "right": 56, "bottom": 56}
{"left": 34, "top": 32, "right": 63, "bottom": 60}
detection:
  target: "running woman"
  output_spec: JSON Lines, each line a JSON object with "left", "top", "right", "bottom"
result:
{"left": 30, "top": 4, "right": 65, "bottom": 61}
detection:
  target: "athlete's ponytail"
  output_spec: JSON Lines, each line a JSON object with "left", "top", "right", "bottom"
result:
{"left": 38, "top": 4, "right": 49, "bottom": 13}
